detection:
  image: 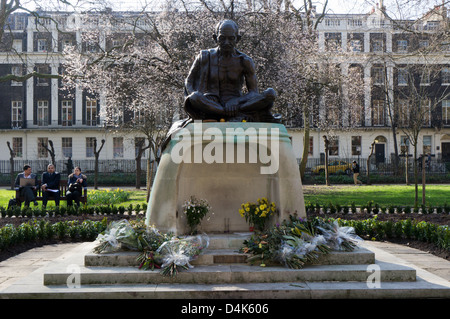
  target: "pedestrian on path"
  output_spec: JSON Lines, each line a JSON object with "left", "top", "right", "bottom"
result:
{"left": 352, "top": 161, "right": 362, "bottom": 185}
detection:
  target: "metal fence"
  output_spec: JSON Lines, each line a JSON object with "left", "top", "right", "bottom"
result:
{"left": 299, "top": 157, "right": 449, "bottom": 175}
{"left": 0, "top": 159, "right": 151, "bottom": 175}
{"left": 0, "top": 157, "right": 448, "bottom": 176}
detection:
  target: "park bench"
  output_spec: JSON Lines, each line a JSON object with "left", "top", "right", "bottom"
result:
{"left": 15, "top": 180, "right": 87, "bottom": 206}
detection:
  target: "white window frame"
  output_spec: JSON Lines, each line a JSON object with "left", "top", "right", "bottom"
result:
{"left": 12, "top": 137, "right": 23, "bottom": 158}
{"left": 11, "top": 100, "right": 22, "bottom": 128}
{"left": 37, "top": 39, "right": 48, "bottom": 52}
{"left": 37, "top": 100, "right": 49, "bottom": 126}
{"left": 397, "top": 40, "right": 408, "bottom": 52}
{"left": 61, "top": 100, "right": 73, "bottom": 126}
{"left": 442, "top": 68, "right": 450, "bottom": 85}
{"left": 62, "top": 137, "right": 73, "bottom": 158}
{"left": 397, "top": 68, "right": 408, "bottom": 86}
{"left": 113, "top": 137, "right": 124, "bottom": 158}
{"left": 372, "top": 100, "right": 385, "bottom": 126}
{"left": 86, "top": 99, "right": 98, "bottom": 126}
{"left": 442, "top": 100, "right": 450, "bottom": 126}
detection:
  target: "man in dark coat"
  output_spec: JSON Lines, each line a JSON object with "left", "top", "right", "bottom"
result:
{"left": 14, "top": 164, "right": 39, "bottom": 206}
{"left": 41, "top": 163, "right": 61, "bottom": 208}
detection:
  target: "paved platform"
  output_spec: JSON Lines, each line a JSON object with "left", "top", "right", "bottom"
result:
{"left": 0, "top": 239, "right": 449, "bottom": 298}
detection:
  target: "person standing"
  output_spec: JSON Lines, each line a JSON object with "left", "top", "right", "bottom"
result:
{"left": 67, "top": 166, "right": 87, "bottom": 207}
{"left": 352, "top": 161, "right": 362, "bottom": 185}
{"left": 41, "top": 163, "right": 61, "bottom": 208}
{"left": 14, "top": 164, "right": 39, "bottom": 206}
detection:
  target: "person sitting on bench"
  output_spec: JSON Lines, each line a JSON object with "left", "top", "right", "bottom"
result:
{"left": 41, "top": 163, "right": 61, "bottom": 208}
{"left": 67, "top": 166, "right": 87, "bottom": 207}
{"left": 14, "top": 164, "right": 39, "bottom": 207}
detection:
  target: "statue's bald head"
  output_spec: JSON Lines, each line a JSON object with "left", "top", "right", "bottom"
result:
{"left": 215, "top": 20, "right": 239, "bottom": 36}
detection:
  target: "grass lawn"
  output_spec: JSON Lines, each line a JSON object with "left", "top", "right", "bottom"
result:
{"left": 1, "top": 184, "right": 448, "bottom": 209}
{"left": 0, "top": 187, "right": 148, "bottom": 209}
{"left": 303, "top": 184, "right": 450, "bottom": 207}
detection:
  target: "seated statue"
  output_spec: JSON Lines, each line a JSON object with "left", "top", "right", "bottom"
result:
{"left": 184, "top": 19, "right": 279, "bottom": 123}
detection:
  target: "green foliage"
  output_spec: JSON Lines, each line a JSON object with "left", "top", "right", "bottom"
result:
{"left": 87, "top": 189, "right": 131, "bottom": 206}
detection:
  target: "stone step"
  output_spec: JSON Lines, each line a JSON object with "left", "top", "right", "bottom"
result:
{"left": 84, "top": 247, "right": 375, "bottom": 267}
{"left": 43, "top": 261, "right": 415, "bottom": 286}
{"left": 5, "top": 280, "right": 450, "bottom": 299}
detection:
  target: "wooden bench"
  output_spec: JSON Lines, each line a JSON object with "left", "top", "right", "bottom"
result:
{"left": 15, "top": 180, "right": 87, "bottom": 206}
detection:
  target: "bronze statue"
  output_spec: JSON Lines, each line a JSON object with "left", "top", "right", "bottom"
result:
{"left": 184, "top": 20, "right": 279, "bottom": 123}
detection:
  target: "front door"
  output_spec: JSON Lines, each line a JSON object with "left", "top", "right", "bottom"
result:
{"left": 442, "top": 143, "right": 450, "bottom": 161}
{"left": 375, "top": 144, "right": 385, "bottom": 163}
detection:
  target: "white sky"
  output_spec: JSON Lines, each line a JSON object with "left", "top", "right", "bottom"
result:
{"left": 20, "top": 0, "right": 448, "bottom": 19}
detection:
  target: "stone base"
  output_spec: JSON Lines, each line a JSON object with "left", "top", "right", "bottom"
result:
{"left": 145, "top": 122, "right": 305, "bottom": 234}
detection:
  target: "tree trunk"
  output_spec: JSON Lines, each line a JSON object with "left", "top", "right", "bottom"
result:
{"left": 422, "top": 155, "right": 426, "bottom": 206}
{"left": 299, "top": 122, "right": 310, "bottom": 180}
{"left": 323, "top": 135, "right": 330, "bottom": 186}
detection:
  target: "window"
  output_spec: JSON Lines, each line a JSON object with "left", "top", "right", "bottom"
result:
{"left": 37, "top": 39, "right": 47, "bottom": 52}
{"left": 12, "top": 39, "right": 22, "bottom": 52}
{"left": 11, "top": 101, "right": 22, "bottom": 128}
{"left": 420, "top": 70, "right": 430, "bottom": 86}
{"left": 372, "top": 100, "right": 385, "bottom": 126}
{"left": 422, "top": 99, "right": 431, "bottom": 126}
{"left": 397, "top": 99, "right": 409, "bottom": 127}
{"left": 113, "top": 137, "right": 124, "bottom": 158}
{"left": 442, "top": 68, "right": 450, "bottom": 85}
{"left": 372, "top": 67, "right": 384, "bottom": 85}
{"left": 86, "top": 99, "right": 98, "bottom": 126}
{"left": 36, "top": 65, "right": 49, "bottom": 86}
{"left": 62, "top": 137, "right": 72, "bottom": 158}
{"left": 326, "top": 101, "right": 340, "bottom": 126}
{"left": 38, "top": 137, "right": 48, "bottom": 158}
{"left": 37, "top": 100, "right": 49, "bottom": 126}
{"left": 419, "top": 40, "right": 429, "bottom": 49}
{"left": 372, "top": 39, "right": 383, "bottom": 52}
{"left": 423, "top": 136, "right": 432, "bottom": 155}
{"left": 397, "top": 68, "right": 408, "bottom": 86}
{"left": 62, "top": 100, "right": 73, "bottom": 126}
{"left": 443, "top": 100, "right": 450, "bottom": 125}
{"left": 350, "top": 100, "right": 363, "bottom": 126}
{"left": 135, "top": 137, "right": 146, "bottom": 158}
{"left": 328, "top": 137, "right": 339, "bottom": 156}
{"left": 309, "top": 137, "right": 314, "bottom": 156}
{"left": 11, "top": 66, "right": 22, "bottom": 86}
{"left": 352, "top": 136, "right": 362, "bottom": 156}
{"left": 349, "top": 40, "right": 362, "bottom": 52}
{"left": 397, "top": 40, "right": 408, "bottom": 52}
{"left": 86, "top": 137, "right": 96, "bottom": 158}
{"left": 12, "top": 137, "right": 23, "bottom": 158}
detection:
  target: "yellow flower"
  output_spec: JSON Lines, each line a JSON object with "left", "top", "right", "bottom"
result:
{"left": 245, "top": 207, "right": 250, "bottom": 212}
{"left": 259, "top": 205, "right": 265, "bottom": 210}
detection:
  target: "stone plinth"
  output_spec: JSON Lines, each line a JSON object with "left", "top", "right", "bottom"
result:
{"left": 145, "top": 122, "right": 305, "bottom": 234}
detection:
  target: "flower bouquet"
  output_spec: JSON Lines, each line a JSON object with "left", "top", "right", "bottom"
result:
{"left": 93, "top": 219, "right": 138, "bottom": 253}
{"left": 156, "top": 234, "right": 209, "bottom": 276}
{"left": 239, "top": 197, "right": 276, "bottom": 231}
{"left": 316, "top": 219, "right": 362, "bottom": 251}
{"left": 182, "top": 196, "right": 212, "bottom": 234}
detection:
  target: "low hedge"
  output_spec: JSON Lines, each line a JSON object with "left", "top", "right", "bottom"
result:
{"left": 335, "top": 217, "right": 450, "bottom": 251}
{"left": 0, "top": 218, "right": 107, "bottom": 251}
{"left": 305, "top": 201, "right": 450, "bottom": 215}
{"left": 0, "top": 203, "right": 147, "bottom": 219}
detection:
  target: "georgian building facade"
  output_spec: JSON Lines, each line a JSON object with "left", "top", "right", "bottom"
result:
{"left": 0, "top": 6, "right": 449, "bottom": 170}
